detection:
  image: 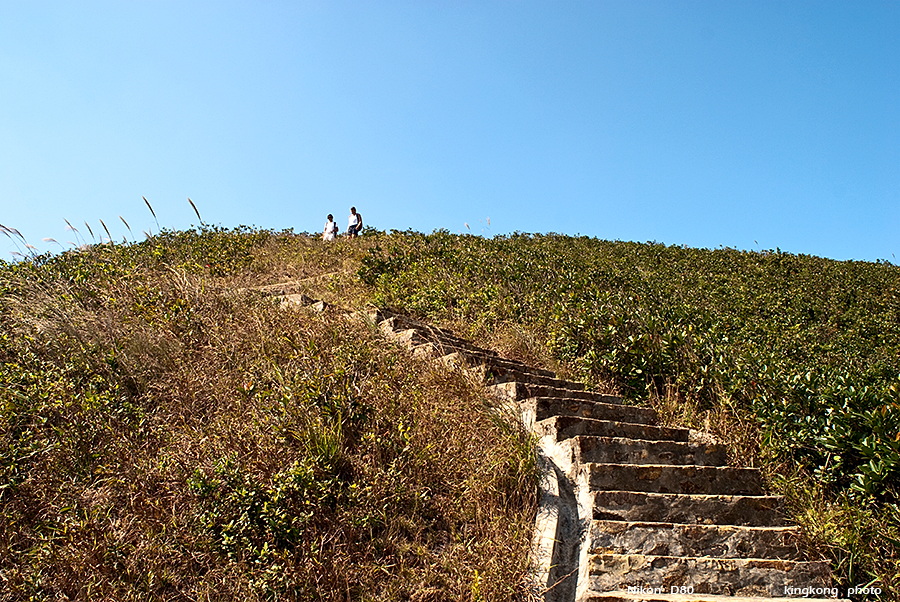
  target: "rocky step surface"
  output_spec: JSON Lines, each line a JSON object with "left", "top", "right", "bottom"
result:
{"left": 586, "top": 594, "right": 841, "bottom": 602}
{"left": 486, "top": 380, "right": 621, "bottom": 404}
{"left": 589, "top": 491, "right": 789, "bottom": 527}
{"left": 437, "top": 349, "right": 556, "bottom": 377}
{"left": 377, "top": 315, "right": 495, "bottom": 355}
{"left": 520, "top": 397, "right": 658, "bottom": 428}
{"left": 468, "top": 362, "right": 589, "bottom": 390}
{"left": 561, "top": 435, "right": 728, "bottom": 467}
{"left": 581, "top": 463, "right": 766, "bottom": 496}
{"left": 584, "top": 554, "right": 834, "bottom": 598}
{"left": 538, "top": 415, "right": 690, "bottom": 443}
{"left": 588, "top": 521, "right": 804, "bottom": 560}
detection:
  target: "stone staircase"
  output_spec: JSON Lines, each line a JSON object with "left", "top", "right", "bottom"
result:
{"left": 268, "top": 289, "right": 843, "bottom": 602}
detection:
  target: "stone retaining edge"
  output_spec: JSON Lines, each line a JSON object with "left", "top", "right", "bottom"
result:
{"left": 530, "top": 449, "right": 563, "bottom": 597}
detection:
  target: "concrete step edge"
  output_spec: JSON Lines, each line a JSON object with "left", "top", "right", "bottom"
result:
{"left": 587, "top": 520, "right": 805, "bottom": 559}
{"left": 590, "top": 490, "right": 788, "bottom": 527}
{"left": 591, "top": 519, "right": 799, "bottom": 530}
{"left": 522, "top": 400, "right": 658, "bottom": 429}
{"left": 589, "top": 552, "right": 831, "bottom": 565}
{"left": 582, "top": 463, "right": 765, "bottom": 495}
{"left": 487, "top": 381, "right": 620, "bottom": 404}
{"left": 379, "top": 318, "right": 494, "bottom": 352}
{"left": 539, "top": 415, "right": 691, "bottom": 442}
{"left": 442, "top": 351, "right": 555, "bottom": 376}
{"left": 570, "top": 436, "right": 729, "bottom": 466}
{"left": 585, "top": 592, "right": 846, "bottom": 602}
{"left": 526, "top": 393, "right": 628, "bottom": 406}
{"left": 585, "top": 554, "right": 835, "bottom": 598}
{"left": 472, "top": 366, "right": 587, "bottom": 390}
{"left": 572, "top": 435, "right": 724, "bottom": 450}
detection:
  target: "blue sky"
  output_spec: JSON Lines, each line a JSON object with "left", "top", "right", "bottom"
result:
{"left": 2, "top": 1, "right": 898, "bottom": 262}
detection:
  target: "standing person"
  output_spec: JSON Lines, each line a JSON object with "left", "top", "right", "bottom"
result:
{"left": 323, "top": 214, "right": 338, "bottom": 241}
{"left": 347, "top": 207, "right": 363, "bottom": 239}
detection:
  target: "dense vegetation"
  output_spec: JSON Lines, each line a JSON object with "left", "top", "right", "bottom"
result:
{"left": 359, "top": 230, "right": 900, "bottom": 597}
{"left": 0, "top": 229, "right": 537, "bottom": 601}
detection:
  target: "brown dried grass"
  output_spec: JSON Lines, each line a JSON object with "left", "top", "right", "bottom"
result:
{"left": 0, "top": 234, "right": 538, "bottom": 601}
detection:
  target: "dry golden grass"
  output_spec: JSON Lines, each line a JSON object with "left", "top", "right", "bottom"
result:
{"left": 0, "top": 230, "right": 539, "bottom": 601}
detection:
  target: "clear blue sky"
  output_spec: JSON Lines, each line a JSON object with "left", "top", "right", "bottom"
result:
{"left": 2, "top": 1, "right": 898, "bottom": 262}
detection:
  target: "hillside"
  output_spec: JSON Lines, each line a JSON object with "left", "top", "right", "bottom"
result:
{"left": 359, "top": 230, "right": 900, "bottom": 598}
{"left": 2, "top": 226, "right": 898, "bottom": 600}
{"left": 0, "top": 228, "right": 537, "bottom": 601}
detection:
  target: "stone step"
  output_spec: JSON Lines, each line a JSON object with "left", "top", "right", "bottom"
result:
{"left": 480, "top": 353, "right": 555, "bottom": 375}
{"left": 378, "top": 316, "right": 492, "bottom": 355}
{"left": 588, "top": 520, "right": 803, "bottom": 560}
{"left": 438, "top": 350, "right": 555, "bottom": 377}
{"left": 379, "top": 314, "right": 456, "bottom": 338}
{"left": 584, "top": 554, "right": 834, "bottom": 597}
{"left": 278, "top": 292, "right": 316, "bottom": 306}
{"left": 567, "top": 435, "right": 727, "bottom": 466}
{"left": 365, "top": 307, "right": 393, "bottom": 323}
{"left": 537, "top": 416, "right": 690, "bottom": 443}
{"left": 385, "top": 327, "right": 432, "bottom": 348}
{"left": 590, "top": 491, "right": 787, "bottom": 526}
{"left": 279, "top": 294, "right": 327, "bottom": 311}
{"left": 487, "top": 381, "right": 623, "bottom": 405}
{"left": 582, "top": 463, "right": 765, "bottom": 496}
{"left": 418, "top": 332, "right": 494, "bottom": 356}
{"left": 413, "top": 342, "right": 499, "bottom": 362}
{"left": 586, "top": 593, "right": 844, "bottom": 602}
{"left": 258, "top": 281, "right": 308, "bottom": 297}
{"left": 468, "top": 364, "right": 586, "bottom": 390}
{"left": 388, "top": 327, "right": 491, "bottom": 359}
{"left": 521, "top": 397, "right": 657, "bottom": 427}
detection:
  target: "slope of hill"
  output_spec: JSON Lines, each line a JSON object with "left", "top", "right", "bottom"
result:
{"left": 0, "top": 228, "right": 537, "bottom": 601}
{"left": 359, "top": 230, "right": 900, "bottom": 598}
{"left": 3, "top": 226, "right": 898, "bottom": 600}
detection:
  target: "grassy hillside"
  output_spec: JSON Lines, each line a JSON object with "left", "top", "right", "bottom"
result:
{"left": 4, "top": 226, "right": 899, "bottom": 599}
{"left": 0, "top": 228, "right": 537, "bottom": 601}
{"left": 359, "top": 230, "right": 900, "bottom": 598}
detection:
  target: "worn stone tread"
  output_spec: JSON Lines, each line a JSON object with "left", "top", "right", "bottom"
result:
{"left": 487, "top": 381, "right": 623, "bottom": 405}
{"left": 439, "top": 350, "right": 555, "bottom": 376}
{"left": 469, "top": 364, "right": 587, "bottom": 390}
{"left": 383, "top": 327, "right": 431, "bottom": 347}
{"left": 278, "top": 293, "right": 316, "bottom": 306}
{"left": 585, "top": 554, "right": 834, "bottom": 597}
{"left": 414, "top": 343, "right": 502, "bottom": 362}
{"left": 521, "top": 397, "right": 658, "bottom": 427}
{"left": 538, "top": 415, "right": 690, "bottom": 443}
{"left": 414, "top": 333, "right": 495, "bottom": 356}
{"left": 257, "top": 281, "right": 309, "bottom": 297}
{"left": 590, "top": 491, "right": 787, "bottom": 526}
{"left": 585, "top": 593, "right": 845, "bottom": 602}
{"left": 588, "top": 520, "right": 804, "bottom": 559}
{"left": 377, "top": 316, "right": 492, "bottom": 354}
{"left": 565, "top": 435, "right": 727, "bottom": 466}
{"left": 582, "top": 463, "right": 765, "bottom": 495}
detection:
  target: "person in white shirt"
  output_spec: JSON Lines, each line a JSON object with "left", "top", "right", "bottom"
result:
{"left": 322, "top": 214, "right": 338, "bottom": 241}
{"left": 347, "top": 207, "right": 362, "bottom": 239}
